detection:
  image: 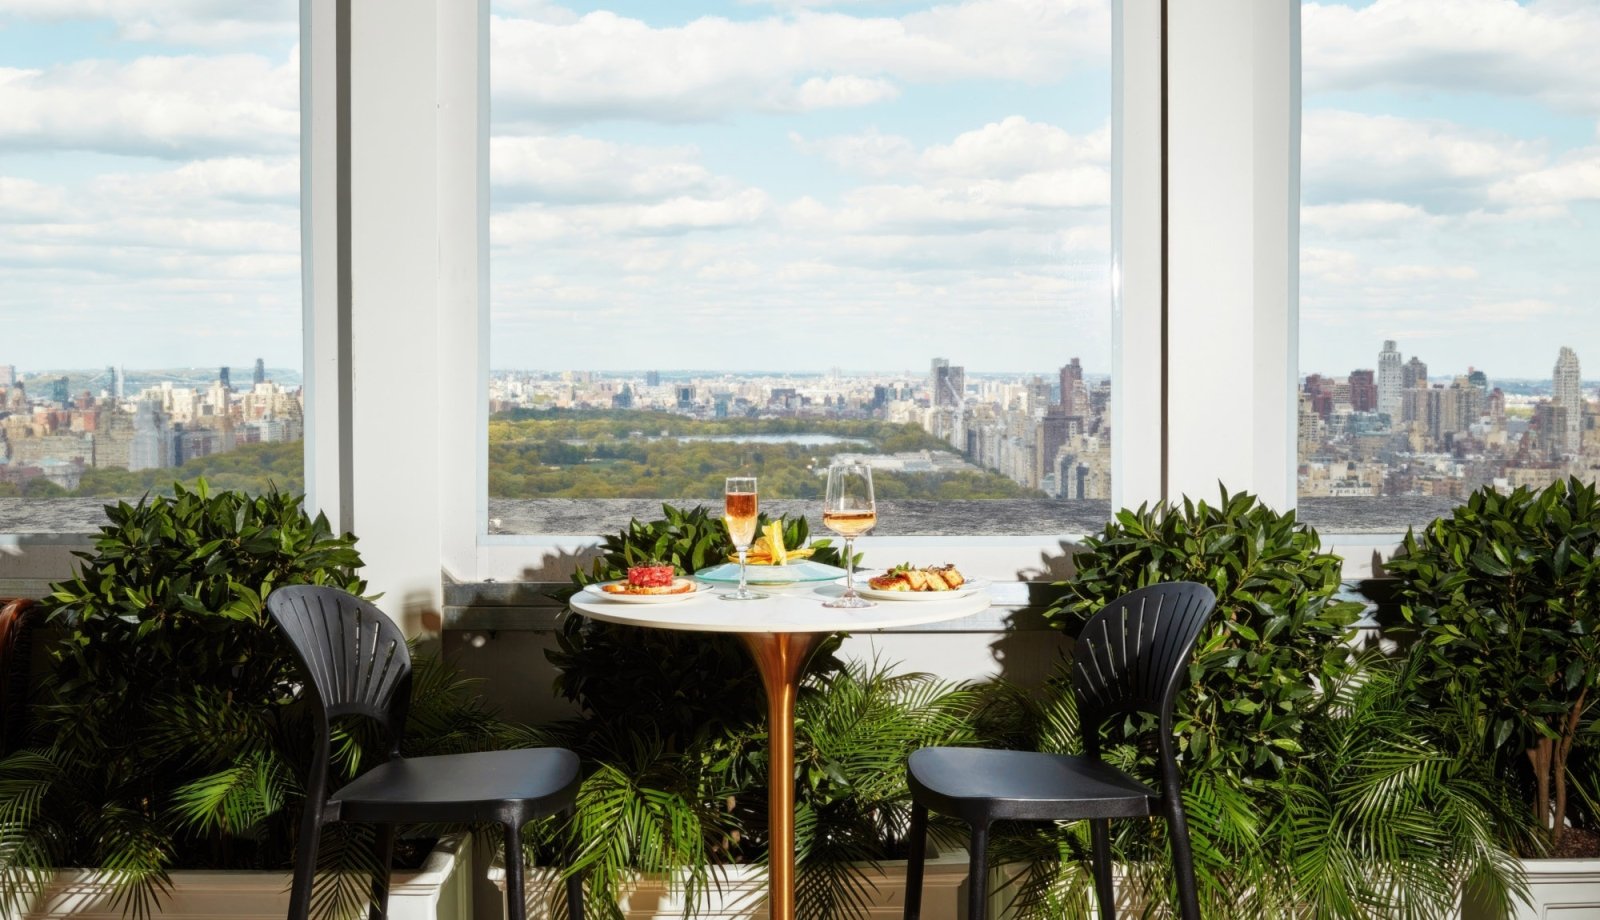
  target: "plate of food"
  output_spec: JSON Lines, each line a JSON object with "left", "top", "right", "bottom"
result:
{"left": 580, "top": 563, "right": 710, "bottom": 604}
{"left": 850, "top": 564, "right": 989, "bottom": 602}
{"left": 695, "top": 560, "right": 848, "bottom": 586}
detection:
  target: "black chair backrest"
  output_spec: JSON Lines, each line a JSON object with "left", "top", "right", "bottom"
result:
{"left": 1071, "top": 582, "right": 1217, "bottom": 748}
{"left": 267, "top": 585, "right": 412, "bottom": 749}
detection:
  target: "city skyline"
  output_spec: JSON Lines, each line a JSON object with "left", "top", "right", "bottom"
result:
{"left": 0, "top": 1, "right": 1596, "bottom": 377}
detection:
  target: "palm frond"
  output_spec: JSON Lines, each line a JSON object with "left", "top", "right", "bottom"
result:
{"left": 84, "top": 805, "right": 174, "bottom": 920}
{"left": 308, "top": 823, "right": 383, "bottom": 920}
{"left": 169, "top": 750, "right": 292, "bottom": 838}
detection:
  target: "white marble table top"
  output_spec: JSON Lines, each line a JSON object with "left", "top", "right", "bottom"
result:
{"left": 568, "top": 580, "right": 989, "bottom": 633}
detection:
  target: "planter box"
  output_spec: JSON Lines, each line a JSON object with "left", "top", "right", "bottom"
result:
{"left": 986, "top": 863, "right": 1148, "bottom": 920}
{"left": 508, "top": 853, "right": 969, "bottom": 920}
{"left": 14, "top": 833, "right": 472, "bottom": 920}
{"left": 1462, "top": 857, "right": 1600, "bottom": 920}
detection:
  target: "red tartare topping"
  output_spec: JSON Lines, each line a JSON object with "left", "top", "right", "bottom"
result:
{"left": 627, "top": 564, "right": 676, "bottom": 588}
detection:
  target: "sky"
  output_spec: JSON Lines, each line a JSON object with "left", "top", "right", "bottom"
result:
{"left": 0, "top": 0, "right": 1595, "bottom": 381}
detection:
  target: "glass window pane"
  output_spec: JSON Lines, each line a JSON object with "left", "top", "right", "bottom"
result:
{"left": 488, "top": 0, "right": 1113, "bottom": 536}
{"left": 0, "top": 3, "right": 304, "bottom": 529}
{"left": 1298, "top": 0, "right": 1599, "bottom": 531}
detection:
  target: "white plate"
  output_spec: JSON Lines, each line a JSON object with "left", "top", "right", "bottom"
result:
{"left": 847, "top": 574, "right": 991, "bottom": 602}
{"left": 579, "top": 580, "right": 711, "bottom": 604}
{"left": 695, "top": 561, "right": 847, "bottom": 585}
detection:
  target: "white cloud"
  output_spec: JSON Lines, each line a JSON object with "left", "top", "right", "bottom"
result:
{"left": 1302, "top": 110, "right": 1543, "bottom": 211}
{"left": 1372, "top": 264, "right": 1481, "bottom": 283}
{"left": 918, "top": 116, "right": 1109, "bottom": 179}
{"left": 491, "top": 136, "right": 720, "bottom": 204}
{"left": 1303, "top": 0, "right": 1600, "bottom": 115}
{"left": 786, "top": 75, "right": 900, "bottom": 111}
{"left": 0, "top": 0, "right": 297, "bottom": 47}
{"left": 788, "top": 128, "right": 918, "bottom": 178}
{"left": 0, "top": 176, "right": 67, "bottom": 222}
{"left": 491, "top": 0, "right": 1107, "bottom": 124}
{"left": 1486, "top": 150, "right": 1600, "bottom": 206}
{"left": 1301, "top": 200, "right": 1434, "bottom": 236}
{"left": 0, "top": 54, "right": 298, "bottom": 158}
{"left": 785, "top": 117, "right": 1110, "bottom": 235}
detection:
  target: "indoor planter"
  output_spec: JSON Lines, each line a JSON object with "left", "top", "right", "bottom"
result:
{"left": 17, "top": 833, "right": 472, "bottom": 920}
{"left": 509, "top": 851, "right": 971, "bottom": 920}
{"left": 1387, "top": 477, "right": 1600, "bottom": 919}
{"left": 0, "top": 482, "right": 528, "bottom": 920}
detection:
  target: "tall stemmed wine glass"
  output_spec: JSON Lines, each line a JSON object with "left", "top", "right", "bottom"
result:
{"left": 821, "top": 462, "right": 876, "bottom": 608}
{"left": 722, "top": 476, "right": 767, "bottom": 601}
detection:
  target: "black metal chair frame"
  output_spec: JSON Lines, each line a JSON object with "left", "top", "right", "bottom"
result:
{"left": 903, "top": 582, "right": 1218, "bottom": 920}
{"left": 268, "top": 585, "right": 584, "bottom": 920}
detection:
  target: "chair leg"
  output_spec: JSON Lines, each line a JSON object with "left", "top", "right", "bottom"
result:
{"left": 903, "top": 804, "right": 928, "bottom": 920}
{"left": 965, "top": 821, "right": 990, "bottom": 920}
{"left": 503, "top": 822, "right": 529, "bottom": 920}
{"left": 369, "top": 823, "right": 396, "bottom": 920}
{"left": 288, "top": 808, "right": 323, "bottom": 920}
{"left": 560, "top": 806, "right": 584, "bottom": 920}
{"left": 1089, "top": 819, "right": 1115, "bottom": 920}
{"left": 1165, "top": 803, "right": 1203, "bottom": 920}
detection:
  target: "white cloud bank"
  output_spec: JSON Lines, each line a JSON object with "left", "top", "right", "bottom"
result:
{"left": 490, "top": 0, "right": 1108, "bottom": 125}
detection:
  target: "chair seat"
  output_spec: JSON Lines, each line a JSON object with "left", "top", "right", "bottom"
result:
{"left": 332, "top": 748, "right": 581, "bottom": 824}
{"left": 907, "top": 747, "right": 1158, "bottom": 823}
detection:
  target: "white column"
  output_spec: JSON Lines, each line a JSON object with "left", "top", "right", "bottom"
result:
{"left": 300, "top": 0, "right": 344, "bottom": 531}
{"left": 437, "top": 0, "right": 490, "bottom": 581}
{"left": 298, "top": 0, "right": 487, "bottom": 629}
{"left": 1165, "top": 0, "right": 1298, "bottom": 509}
{"left": 1111, "top": 0, "right": 1166, "bottom": 510}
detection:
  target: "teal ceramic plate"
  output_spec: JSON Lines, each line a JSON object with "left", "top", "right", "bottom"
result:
{"left": 695, "top": 561, "right": 848, "bottom": 585}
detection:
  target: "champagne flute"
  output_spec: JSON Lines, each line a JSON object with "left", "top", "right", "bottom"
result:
{"left": 722, "top": 476, "right": 767, "bottom": 601}
{"left": 821, "top": 462, "right": 876, "bottom": 608}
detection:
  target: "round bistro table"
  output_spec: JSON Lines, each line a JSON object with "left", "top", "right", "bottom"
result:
{"left": 568, "top": 581, "right": 989, "bottom": 920}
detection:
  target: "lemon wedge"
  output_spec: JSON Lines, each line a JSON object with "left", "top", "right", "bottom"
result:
{"left": 764, "top": 522, "right": 788, "bottom": 565}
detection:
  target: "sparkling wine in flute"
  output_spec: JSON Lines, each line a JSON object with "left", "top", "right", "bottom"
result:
{"left": 822, "top": 509, "right": 877, "bottom": 538}
{"left": 721, "top": 476, "right": 766, "bottom": 601}
{"left": 821, "top": 462, "right": 876, "bottom": 608}
{"left": 725, "top": 490, "right": 759, "bottom": 548}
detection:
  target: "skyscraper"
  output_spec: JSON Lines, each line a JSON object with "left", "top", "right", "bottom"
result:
{"left": 1377, "top": 340, "right": 1402, "bottom": 421}
{"left": 1402, "top": 356, "right": 1429, "bottom": 391}
{"left": 1553, "top": 347, "right": 1582, "bottom": 454}
{"left": 1349, "top": 369, "right": 1377, "bottom": 413}
{"left": 253, "top": 358, "right": 266, "bottom": 386}
{"left": 220, "top": 366, "right": 232, "bottom": 391}
{"left": 929, "top": 358, "right": 964, "bottom": 408}
{"left": 1059, "top": 358, "right": 1084, "bottom": 416}
{"left": 0, "top": 365, "right": 14, "bottom": 388}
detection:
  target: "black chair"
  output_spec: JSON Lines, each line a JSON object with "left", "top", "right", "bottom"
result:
{"left": 903, "top": 582, "right": 1217, "bottom": 920}
{"left": 268, "top": 585, "right": 585, "bottom": 920}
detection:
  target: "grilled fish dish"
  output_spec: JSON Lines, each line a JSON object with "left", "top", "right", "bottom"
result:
{"left": 867, "top": 564, "right": 965, "bottom": 592}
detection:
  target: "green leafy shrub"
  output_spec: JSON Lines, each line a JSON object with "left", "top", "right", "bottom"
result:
{"left": 1044, "top": 486, "right": 1364, "bottom": 777}
{"left": 0, "top": 482, "right": 530, "bottom": 920}
{"left": 1385, "top": 477, "right": 1600, "bottom": 852}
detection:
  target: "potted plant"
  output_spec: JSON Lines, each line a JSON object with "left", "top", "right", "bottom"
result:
{"left": 1009, "top": 486, "right": 1523, "bottom": 918}
{"left": 524, "top": 503, "right": 977, "bottom": 920}
{"left": 0, "top": 481, "right": 525, "bottom": 920}
{"left": 1386, "top": 477, "right": 1600, "bottom": 919}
